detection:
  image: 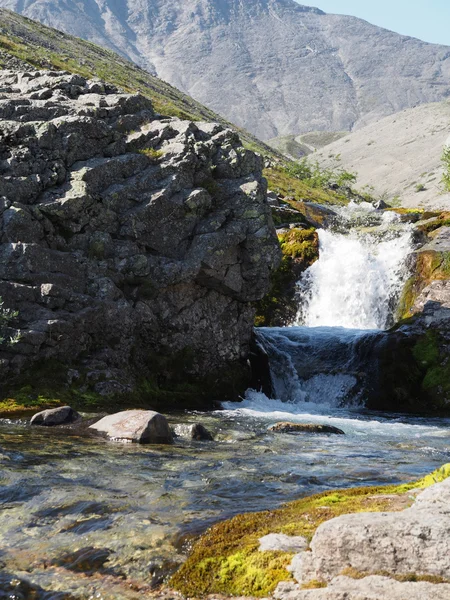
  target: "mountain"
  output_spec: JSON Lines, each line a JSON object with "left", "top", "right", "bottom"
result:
{"left": 313, "top": 101, "right": 450, "bottom": 210}
{"left": 2, "top": 0, "right": 450, "bottom": 140}
{"left": 0, "top": 7, "right": 276, "bottom": 158}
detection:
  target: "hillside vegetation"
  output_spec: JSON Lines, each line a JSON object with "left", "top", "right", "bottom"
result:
{"left": 0, "top": 8, "right": 275, "bottom": 158}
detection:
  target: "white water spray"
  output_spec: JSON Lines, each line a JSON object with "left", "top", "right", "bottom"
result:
{"left": 296, "top": 206, "right": 414, "bottom": 330}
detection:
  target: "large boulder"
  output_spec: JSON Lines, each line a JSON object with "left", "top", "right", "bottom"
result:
{"left": 287, "top": 476, "right": 450, "bottom": 590}
{"left": 30, "top": 405, "right": 81, "bottom": 426}
{"left": 89, "top": 410, "right": 173, "bottom": 444}
{"left": 0, "top": 70, "right": 281, "bottom": 405}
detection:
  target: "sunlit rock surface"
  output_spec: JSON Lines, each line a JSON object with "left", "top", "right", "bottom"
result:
{"left": 0, "top": 69, "right": 280, "bottom": 401}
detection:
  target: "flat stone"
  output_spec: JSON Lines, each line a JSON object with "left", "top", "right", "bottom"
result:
{"left": 30, "top": 405, "right": 81, "bottom": 426}
{"left": 269, "top": 422, "right": 345, "bottom": 435}
{"left": 89, "top": 410, "right": 173, "bottom": 444}
{"left": 275, "top": 576, "right": 450, "bottom": 600}
{"left": 259, "top": 533, "right": 308, "bottom": 553}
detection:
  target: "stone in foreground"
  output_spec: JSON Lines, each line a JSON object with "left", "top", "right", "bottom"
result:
{"left": 173, "top": 423, "right": 213, "bottom": 441}
{"left": 269, "top": 422, "right": 345, "bottom": 435}
{"left": 259, "top": 533, "right": 308, "bottom": 553}
{"left": 89, "top": 410, "right": 173, "bottom": 444}
{"left": 30, "top": 406, "right": 81, "bottom": 426}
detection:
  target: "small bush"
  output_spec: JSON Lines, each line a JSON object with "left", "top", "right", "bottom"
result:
{"left": 442, "top": 146, "right": 450, "bottom": 192}
{"left": 0, "top": 297, "right": 18, "bottom": 346}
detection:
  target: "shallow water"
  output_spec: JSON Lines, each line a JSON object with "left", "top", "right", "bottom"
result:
{"left": 1, "top": 403, "right": 450, "bottom": 597}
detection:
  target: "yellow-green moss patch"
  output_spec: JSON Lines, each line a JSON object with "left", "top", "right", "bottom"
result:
{"left": 255, "top": 229, "right": 319, "bottom": 326}
{"left": 170, "top": 464, "right": 450, "bottom": 598}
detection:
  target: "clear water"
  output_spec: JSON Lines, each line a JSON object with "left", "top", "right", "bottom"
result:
{"left": 1, "top": 410, "right": 450, "bottom": 597}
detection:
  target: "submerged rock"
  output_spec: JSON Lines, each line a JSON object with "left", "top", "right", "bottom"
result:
{"left": 269, "top": 422, "right": 345, "bottom": 435}
{"left": 0, "top": 572, "right": 73, "bottom": 599}
{"left": 173, "top": 423, "right": 213, "bottom": 441}
{"left": 89, "top": 410, "right": 173, "bottom": 444}
{"left": 30, "top": 405, "right": 81, "bottom": 426}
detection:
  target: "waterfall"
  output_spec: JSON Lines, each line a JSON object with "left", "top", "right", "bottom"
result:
{"left": 251, "top": 203, "right": 416, "bottom": 408}
{"left": 296, "top": 205, "right": 414, "bottom": 330}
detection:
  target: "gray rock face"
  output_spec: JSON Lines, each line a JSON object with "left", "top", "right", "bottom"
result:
{"left": 0, "top": 69, "right": 280, "bottom": 400}
{"left": 286, "top": 476, "right": 450, "bottom": 591}
{"left": 30, "top": 405, "right": 81, "bottom": 426}
{"left": 89, "top": 410, "right": 173, "bottom": 444}
{"left": 3, "top": 0, "right": 450, "bottom": 140}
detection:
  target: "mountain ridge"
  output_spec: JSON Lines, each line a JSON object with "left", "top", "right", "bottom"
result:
{"left": 3, "top": 0, "right": 450, "bottom": 139}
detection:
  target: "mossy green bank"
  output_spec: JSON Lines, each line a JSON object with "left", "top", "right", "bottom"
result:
{"left": 170, "top": 464, "right": 450, "bottom": 597}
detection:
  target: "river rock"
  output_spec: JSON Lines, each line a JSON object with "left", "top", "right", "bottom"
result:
{"left": 0, "top": 69, "right": 280, "bottom": 405}
{"left": 173, "top": 423, "right": 213, "bottom": 441}
{"left": 259, "top": 533, "right": 308, "bottom": 553}
{"left": 89, "top": 410, "right": 173, "bottom": 444}
{"left": 289, "top": 475, "right": 450, "bottom": 587}
{"left": 269, "top": 422, "right": 345, "bottom": 435}
{"left": 30, "top": 405, "right": 81, "bottom": 426}
{"left": 275, "top": 576, "right": 450, "bottom": 600}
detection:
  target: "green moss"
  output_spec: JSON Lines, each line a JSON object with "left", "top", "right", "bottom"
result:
{"left": 170, "top": 464, "right": 450, "bottom": 597}
{"left": 0, "top": 348, "right": 251, "bottom": 417}
{"left": 342, "top": 566, "right": 449, "bottom": 585}
{"left": 412, "top": 331, "right": 450, "bottom": 405}
{"left": 138, "top": 148, "right": 164, "bottom": 162}
{"left": 264, "top": 167, "right": 349, "bottom": 207}
{"left": 255, "top": 229, "right": 319, "bottom": 327}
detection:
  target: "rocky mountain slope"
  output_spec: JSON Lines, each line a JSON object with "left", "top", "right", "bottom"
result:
{"left": 314, "top": 101, "right": 450, "bottom": 209}
{"left": 0, "top": 7, "right": 276, "bottom": 158}
{"left": 0, "top": 69, "right": 280, "bottom": 406}
{"left": 3, "top": 0, "right": 450, "bottom": 140}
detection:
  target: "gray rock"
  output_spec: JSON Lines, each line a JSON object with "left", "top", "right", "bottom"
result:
{"left": 89, "top": 410, "right": 173, "bottom": 444}
{"left": 289, "top": 476, "right": 450, "bottom": 587}
{"left": 6, "top": 0, "right": 450, "bottom": 140}
{"left": 275, "top": 576, "right": 450, "bottom": 600}
{"left": 259, "top": 534, "right": 308, "bottom": 553}
{"left": 269, "top": 422, "right": 345, "bottom": 435}
{"left": 0, "top": 70, "right": 280, "bottom": 401}
{"left": 30, "top": 405, "right": 81, "bottom": 426}
{"left": 174, "top": 423, "right": 214, "bottom": 441}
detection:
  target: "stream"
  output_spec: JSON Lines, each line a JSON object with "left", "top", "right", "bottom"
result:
{"left": 1, "top": 202, "right": 450, "bottom": 598}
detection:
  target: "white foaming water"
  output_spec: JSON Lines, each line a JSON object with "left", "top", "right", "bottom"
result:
{"left": 296, "top": 205, "right": 413, "bottom": 330}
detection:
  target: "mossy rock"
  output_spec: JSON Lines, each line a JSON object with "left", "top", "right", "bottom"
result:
{"left": 170, "top": 464, "right": 450, "bottom": 597}
{"left": 255, "top": 228, "right": 319, "bottom": 327}
{"left": 0, "top": 352, "right": 251, "bottom": 417}
{"left": 397, "top": 249, "right": 450, "bottom": 320}
{"left": 412, "top": 330, "right": 450, "bottom": 408}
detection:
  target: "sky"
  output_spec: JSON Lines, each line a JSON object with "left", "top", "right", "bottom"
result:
{"left": 301, "top": 1, "right": 450, "bottom": 46}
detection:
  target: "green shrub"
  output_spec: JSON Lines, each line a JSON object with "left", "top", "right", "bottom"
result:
{"left": 0, "top": 297, "right": 18, "bottom": 346}
{"left": 442, "top": 146, "right": 450, "bottom": 192}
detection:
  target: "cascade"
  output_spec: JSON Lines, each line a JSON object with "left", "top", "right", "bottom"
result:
{"left": 255, "top": 203, "right": 415, "bottom": 408}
